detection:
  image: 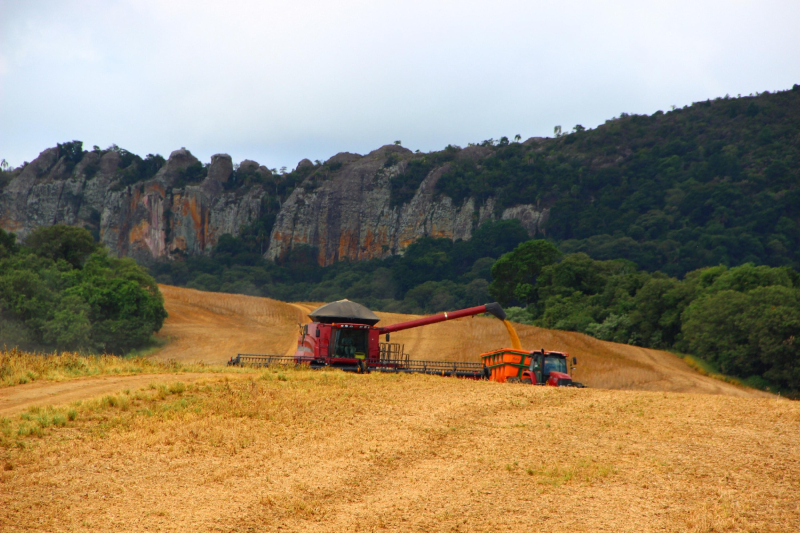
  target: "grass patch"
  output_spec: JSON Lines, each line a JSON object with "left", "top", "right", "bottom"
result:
{"left": 0, "top": 379, "right": 198, "bottom": 448}
{"left": 524, "top": 458, "right": 617, "bottom": 487}
{"left": 0, "top": 347, "right": 249, "bottom": 388}
{"left": 676, "top": 353, "right": 750, "bottom": 387}
{"left": 0, "top": 366, "right": 322, "bottom": 448}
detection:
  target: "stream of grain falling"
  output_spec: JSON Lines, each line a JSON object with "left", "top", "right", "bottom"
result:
{"left": 503, "top": 320, "right": 523, "bottom": 350}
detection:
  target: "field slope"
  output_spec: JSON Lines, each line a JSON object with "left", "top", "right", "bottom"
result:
{"left": 1, "top": 368, "right": 796, "bottom": 532}
{"left": 1, "top": 287, "right": 794, "bottom": 532}
{"left": 155, "top": 285, "right": 766, "bottom": 397}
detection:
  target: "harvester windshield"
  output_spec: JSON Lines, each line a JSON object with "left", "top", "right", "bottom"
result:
{"left": 332, "top": 328, "right": 369, "bottom": 358}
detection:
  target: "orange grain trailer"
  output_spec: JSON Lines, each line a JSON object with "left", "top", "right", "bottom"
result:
{"left": 481, "top": 348, "right": 584, "bottom": 387}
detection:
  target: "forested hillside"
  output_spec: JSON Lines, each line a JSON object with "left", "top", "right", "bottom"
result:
{"left": 434, "top": 86, "right": 800, "bottom": 276}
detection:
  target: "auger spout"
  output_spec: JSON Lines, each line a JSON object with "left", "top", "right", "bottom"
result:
{"left": 377, "top": 303, "right": 506, "bottom": 335}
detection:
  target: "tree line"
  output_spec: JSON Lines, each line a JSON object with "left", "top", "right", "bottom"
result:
{"left": 489, "top": 239, "right": 800, "bottom": 394}
{"left": 0, "top": 226, "right": 167, "bottom": 354}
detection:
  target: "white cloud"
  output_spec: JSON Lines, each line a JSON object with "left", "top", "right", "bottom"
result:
{"left": 1, "top": 0, "right": 799, "bottom": 169}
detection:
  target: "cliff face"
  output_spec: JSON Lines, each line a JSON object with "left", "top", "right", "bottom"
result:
{"left": 1, "top": 143, "right": 546, "bottom": 265}
{"left": 0, "top": 147, "right": 267, "bottom": 262}
{"left": 265, "top": 145, "right": 548, "bottom": 265}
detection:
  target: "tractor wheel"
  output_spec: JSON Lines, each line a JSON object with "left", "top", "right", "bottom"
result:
{"left": 521, "top": 377, "right": 532, "bottom": 385}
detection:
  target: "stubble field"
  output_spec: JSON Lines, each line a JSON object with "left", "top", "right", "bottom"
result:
{"left": 155, "top": 285, "right": 768, "bottom": 397}
{"left": 1, "top": 285, "right": 796, "bottom": 532}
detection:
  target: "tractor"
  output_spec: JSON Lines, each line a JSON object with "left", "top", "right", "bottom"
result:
{"left": 481, "top": 349, "right": 584, "bottom": 387}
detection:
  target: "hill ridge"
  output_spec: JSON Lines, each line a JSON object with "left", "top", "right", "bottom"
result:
{"left": 2, "top": 85, "right": 798, "bottom": 274}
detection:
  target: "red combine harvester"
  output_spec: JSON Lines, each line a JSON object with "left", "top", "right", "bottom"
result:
{"left": 229, "top": 299, "right": 506, "bottom": 378}
{"left": 228, "top": 299, "right": 584, "bottom": 386}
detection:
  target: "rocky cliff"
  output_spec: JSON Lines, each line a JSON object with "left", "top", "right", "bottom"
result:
{"left": 0, "top": 145, "right": 268, "bottom": 263}
{"left": 266, "top": 144, "right": 547, "bottom": 265}
{"left": 0, "top": 142, "right": 546, "bottom": 265}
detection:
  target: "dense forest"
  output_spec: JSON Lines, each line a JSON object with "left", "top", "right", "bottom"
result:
{"left": 0, "top": 226, "right": 167, "bottom": 354}
{"left": 432, "top": 86, "right": 800, "bottom": 277}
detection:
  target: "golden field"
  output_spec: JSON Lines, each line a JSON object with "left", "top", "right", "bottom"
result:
{"left": 1, "top": 367, "right": 797, "bottom": 532}
{"left": 1, "top": 285, "right": 795, "bottom": 532}
{"left": 156, "top": 285, "right": 767, "bottom": 397}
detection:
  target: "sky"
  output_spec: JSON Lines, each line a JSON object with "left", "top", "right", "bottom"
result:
{"left": 1, "top": 0, "right": 799, "bottom": 171}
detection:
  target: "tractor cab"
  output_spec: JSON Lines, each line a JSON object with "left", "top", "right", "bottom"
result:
{"left": 524, "top": 350, "right": 580, "bottom": 386}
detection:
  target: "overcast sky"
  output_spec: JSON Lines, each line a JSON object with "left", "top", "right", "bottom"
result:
{"left": 1, "top": 0, "right": 799, "bottom": 170}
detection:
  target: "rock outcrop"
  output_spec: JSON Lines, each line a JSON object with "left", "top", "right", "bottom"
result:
{"left": 0, "top": 147, "right": 267, "bottom": 262}
{"left": 265, "top": 144, "right": 547, "bottom": 265}
{"left": 1, "top": 142, "right": 548, "bottom": 266}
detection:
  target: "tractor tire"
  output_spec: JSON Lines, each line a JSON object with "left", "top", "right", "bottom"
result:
{"left": 521, "top": 377, "right": 532, "bottom": 385}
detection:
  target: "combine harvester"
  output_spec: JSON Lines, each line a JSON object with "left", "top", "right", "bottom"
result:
{"left": 229, "top": 299, "right": 583, "bottom": 387}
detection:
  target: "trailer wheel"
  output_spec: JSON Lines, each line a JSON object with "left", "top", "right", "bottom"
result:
{"left": 507, "top": 376, "right": 521, "bottom": 384}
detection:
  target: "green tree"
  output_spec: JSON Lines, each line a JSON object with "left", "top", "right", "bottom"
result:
{"left": 681, "top": 290, "right": 756, "bottom": 376}
{"left": 0, "top": 231, "right": 166, "bottom": 354}
{"left": 42, "top": 294, "right": 92, "bottom": 350}
{"left": 25, "top": 225, "right": 97, "bottom": 268}
{"left": 489, "top": 240, "right": 561, "bottom": 306}
{"left": 742, "top": 286, "right": 800, "bottom": 389}
{"left": 0, "top": 227, "right": 18, "bottom": 258}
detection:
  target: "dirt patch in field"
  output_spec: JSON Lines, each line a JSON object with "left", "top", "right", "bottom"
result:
{"left": 1, "top": 370, "right": 796, "bottom": 532}
{"left": 0, "top": 372, "right": 251, "bottom": 416}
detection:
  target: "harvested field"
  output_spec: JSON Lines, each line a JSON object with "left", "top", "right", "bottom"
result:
{"left": 154, "top": 284, "right": 763, "bottom": 397}
{"left": 0, "top": 371, "right": 252, "bottom": 417}
{"left": 1, "top": 368, "right": 797, "bottom": 532}
{"left": 152, "top": 285, "right": 312, "bottom": 365}
{"left": 0, "top": 288, "right": 792, "bottom": 531}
